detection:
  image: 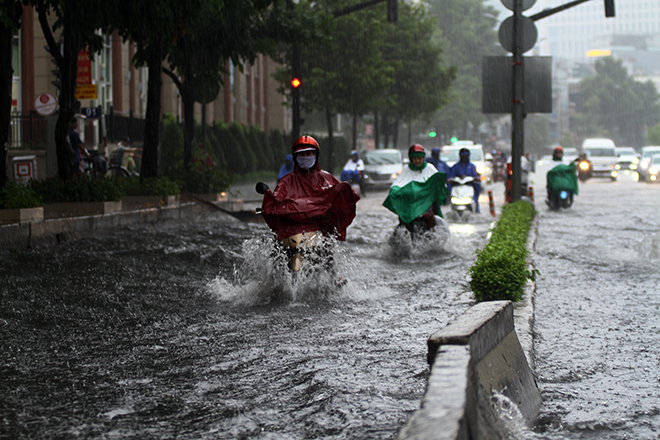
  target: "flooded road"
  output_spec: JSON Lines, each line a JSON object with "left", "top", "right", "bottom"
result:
{"left": 1, "top": 185, "right": 495, "bottom": 439}
{"left": 529, "top": 167, "right": 660, "bottom": 439}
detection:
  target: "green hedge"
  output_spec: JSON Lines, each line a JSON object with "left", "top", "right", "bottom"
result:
{"left": 118, "top": 176, "right": 181, "bottom": 197}
{"left": 30, "top": 175, "right": 124, "bottom": 203}
{"left": 468, "top": 201, "right": 538, "bottom": 302}
{"left": 0, "top": 181, "right": 42, "bottom": 209}
{"left": 159, "top": 115, "right": 349, "bottom": 177}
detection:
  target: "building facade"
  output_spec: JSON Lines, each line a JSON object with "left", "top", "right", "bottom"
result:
{"left": 9, "top": 6, "right": 292, "bottom": 179}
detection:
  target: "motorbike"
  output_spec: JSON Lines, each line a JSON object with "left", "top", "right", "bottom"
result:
{"left": 546, "top": 162, "right": 578, "bottom": 211}
{"left": 255, "top": 182, "right": 346, "bottom": 281}
{"left": 390, "top": 208, "right": 449, "bottom": 248}
{"left": 577, "top": 158, "right": 592, "bottom": 182}
{"left": 449, "top": 175, "right": 477, "bottom": 219}
{"left": 546, "top": 189, "right": 574, "bottom": 210}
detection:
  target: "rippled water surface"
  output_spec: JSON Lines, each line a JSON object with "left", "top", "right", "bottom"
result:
{"left": 528, "top": 168, "right": 660, "bottom": 439}
{"left": 1, "top": 189, "right": 494, "bottom": 439}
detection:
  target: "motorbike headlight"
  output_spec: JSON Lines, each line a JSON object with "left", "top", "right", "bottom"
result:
{"left": 611, "top": 171, "right": 618, "bottom": 177}
{"left": 391, "top": 173, "right": 399, "bottom": 179}
{"left": 641, "top": 160, "right": 650, "bottom": 169}
{"left": 630, "top": 164, "right": 637, "bottom": 170}
{"left": 632, "top": 157, "right": 640, "bottom": 164}
{"left": 476, "top": 165, "right": 485, "bottom": 175}
{"left": 452, "top": 196, "right": 473, "bottom": 205}
{"left": 615, "top": 164, "right": 621, "bottom": 170}
{"left": 649, "top": 167, "right": 659, "bottom": 175}
{"left": 579, "top": 161, "right": 590, "bottom": 170}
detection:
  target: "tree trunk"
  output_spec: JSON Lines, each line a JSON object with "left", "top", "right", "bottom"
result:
{"left": 181, "top": 79, "right": 195, "bottom": 168}
{"left": 374, "top": 109, "right": 379, "bottom": 150}
{"left": 140, "top": 39, "right": 163, "bottom": 178}
{"left": 38, "top": 4, "right": 79, "bottom": 180}
{"left": 325, "top": 107, "right": 335, "bottom": 174}
{"left": 393, "top": 117, "right": 399, "bottom": 149}
{"left": 352, "top": 113, "right": 357, "bottom": 150}
{"left": 0, "top": 0, "right": 21, "bottom": 190}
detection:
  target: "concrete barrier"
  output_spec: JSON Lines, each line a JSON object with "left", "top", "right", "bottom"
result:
{"left": 397, "top": 301, "right": 541, "bottom": 440}
{"left": 0, "top": 202, "right": 211, "bottom": 250}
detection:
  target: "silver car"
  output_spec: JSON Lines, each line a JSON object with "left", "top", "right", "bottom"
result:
{"left": 361, "top": 149, "right": 403, "bottom": 190}
{"left": 637, "top": 146, "right": 660, "bottom": 182}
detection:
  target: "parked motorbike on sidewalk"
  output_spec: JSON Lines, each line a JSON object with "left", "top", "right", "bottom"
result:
{"left": 450, "top": 175, "right": 477, "bottom": 219}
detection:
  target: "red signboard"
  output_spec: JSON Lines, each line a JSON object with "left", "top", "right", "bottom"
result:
{"left": 77, "top": 50, "right": 92, "bottom": 85}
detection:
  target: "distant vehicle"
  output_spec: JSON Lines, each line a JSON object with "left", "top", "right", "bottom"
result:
{"left": 441, "top": 143, "right": 491, "bottom": 183}
{"left": 637, "top": 146, "right": 660, "bottom": 182}
{"left": 644, "top": 154, "right": 660, "bottom": 182}
{"left": 361, "top": 149, "right": 403, "bottom": 190}
{"left": 581, "top": 138, "right": 618, "bottom": 181}
{"left": 615, "top": 147, "right": 639, "bottom": 171}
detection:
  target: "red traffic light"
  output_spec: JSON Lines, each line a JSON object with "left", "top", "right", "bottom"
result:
{"left": 291, "top": 78, "right": 301, "bottom": 88}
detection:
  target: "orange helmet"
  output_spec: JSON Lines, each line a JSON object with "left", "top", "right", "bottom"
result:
{"left": 293, "top": 135, "right": 320, "bottom": 155}
{"left": 408, "top": 144, "right": 426, "bottom": 158}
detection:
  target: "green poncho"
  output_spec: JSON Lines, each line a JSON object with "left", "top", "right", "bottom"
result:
{"left": 383, "top": 164, "right": 447, "bottom": 224}
{"left": 547, "top": 162, "right": 579, "bottom": 195}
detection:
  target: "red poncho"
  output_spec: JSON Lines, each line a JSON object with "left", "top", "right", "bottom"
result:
{"left": 261, "top": 165, "right": 360, "bottom": 241}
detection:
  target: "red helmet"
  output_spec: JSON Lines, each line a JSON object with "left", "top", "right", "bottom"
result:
{"left": 554, "top": 146, "right": 564, "bottom": 153}
{"left": 293, "top": 135, "right": 320, "bottom": 155}
{"left": 408, "top": 144, "right": 426, "bottom": 158}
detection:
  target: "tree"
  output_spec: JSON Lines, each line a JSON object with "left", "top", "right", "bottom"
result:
{"left": 577, "top": 57, "right": 660, "bottom": 148}
{"left": 31, "top": 0, "right": 108, "bottom": 180}
{"left": 427, "top": 0, "right": 501, "bottom": 140}
{"left": 110, "top": 0, "right": 198, "bottom": 178}
{"left": 162, "top": 0, "right": 324, "bottom": 170}
{"left": 274, "top": 1, "right": 391, "bottom": 170}
{"left": 0, "top": 0, "right": 22, "bottom": 190}
{"left": 379, "top": 1, "right": 456, "bottom": 146}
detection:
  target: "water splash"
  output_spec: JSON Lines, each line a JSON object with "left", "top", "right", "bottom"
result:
{"left": 207, "top": 233, "right": 352, "bottom": 305}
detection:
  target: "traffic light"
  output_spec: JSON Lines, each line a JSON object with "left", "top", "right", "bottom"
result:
{"left": 604, "top": 0, "right": 615, "bottom": 17}
{"left": 387, "top": 0, "right": 398, "bottom": 23}
{"left": 291, "top": 77, "right": 301, "bottom": 88}
{"left": 428, "top": 131, "right": 437, "bottom": 138}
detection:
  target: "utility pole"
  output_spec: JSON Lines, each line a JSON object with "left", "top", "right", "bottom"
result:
{"left": 511, "top": 0, "right": 524, "bottom": 202}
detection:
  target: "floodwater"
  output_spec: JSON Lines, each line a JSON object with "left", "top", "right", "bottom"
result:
{"left": 528, "top": 166, "right": 660, "bottom": 439}
{"left": 0, "top": 185, "right": 495, "bottom": 439}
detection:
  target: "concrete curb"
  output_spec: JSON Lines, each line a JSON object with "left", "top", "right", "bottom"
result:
{"left": 0, "top": 202, "right": 214, "bottom": 250}
{"left": 397, "top": 215, "right": 540, "bottom": 440}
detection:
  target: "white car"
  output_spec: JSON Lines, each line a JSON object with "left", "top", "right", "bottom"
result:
{"left": 441, "top": 142, "right": 491, "bottom": 182}
{"left": 361, "top": 149, "right": 403, "bottom": 190}
{"left": 637, "top": 146, "right": 660, "bottom": 182}
{"left": 646, "top": 154, "right": 660, "bottom": 182}
{"left": 615, "top": 147, "right": 639, "bottom": 171}
{"left": 582, "top": 138, "right": 618, "bottom": 181}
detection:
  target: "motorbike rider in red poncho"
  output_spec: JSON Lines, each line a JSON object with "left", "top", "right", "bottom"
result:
{"left": 257, "top": 135, "right": 360, "bottom": 242}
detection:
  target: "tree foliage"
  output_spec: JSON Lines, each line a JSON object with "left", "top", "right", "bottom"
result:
{"left": 427, "top": 0, "right": 502, "bottom": 140}
{"left": 576, "top": 57, "right": 660, "bottom": 148}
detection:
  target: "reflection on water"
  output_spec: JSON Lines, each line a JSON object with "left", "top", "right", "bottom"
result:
{"left": 0, "top": 199, "right": 494, "bottom": 439}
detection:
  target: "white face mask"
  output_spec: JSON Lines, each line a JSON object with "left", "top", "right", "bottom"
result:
{"left": 296, "top": 155, "right": 316, "bottom": 170}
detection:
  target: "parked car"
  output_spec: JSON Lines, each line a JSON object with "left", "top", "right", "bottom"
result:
{"left": 581, "top": 138, "right": 618, "bottom": 181}
{"left": 615, "top": 147, "right": 639, "bottom": 171}
{"left": 644, "top": 154, "right": 660, "bottom": 182}
{"left": 361, "top": 149, "right": 403, "bottom": 190}
{"left": 637, "top": 146, "right": 660, "bottom": 182}
{"left": 441, "top": 142, "right": 491, "bottom": 183}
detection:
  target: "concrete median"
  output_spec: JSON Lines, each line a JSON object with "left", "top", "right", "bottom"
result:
{"left": 397, "top": 301, "right": 541, "bottom": 440}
